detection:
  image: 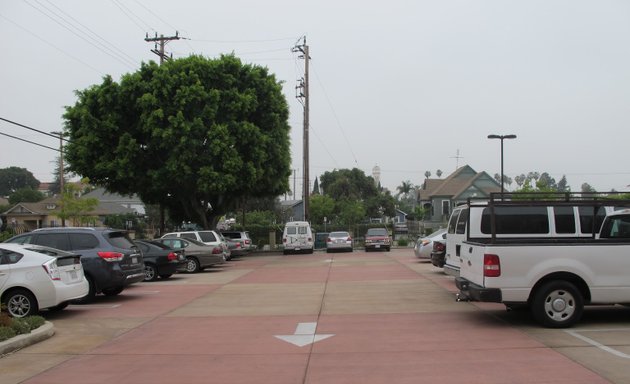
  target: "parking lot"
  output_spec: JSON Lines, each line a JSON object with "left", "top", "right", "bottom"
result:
{"left": 2, "top": 248, "right": 630, "bottom": 384}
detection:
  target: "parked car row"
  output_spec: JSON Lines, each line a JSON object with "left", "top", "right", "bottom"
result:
{"left": 1, "top": 228, "right": 255, "bottom": 318}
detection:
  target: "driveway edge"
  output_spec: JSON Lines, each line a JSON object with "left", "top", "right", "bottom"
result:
{"left": 0, "top": 321, "right": 54, "bottom": 356}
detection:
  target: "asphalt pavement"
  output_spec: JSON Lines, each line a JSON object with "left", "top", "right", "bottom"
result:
{"left": 1, "top": 248, "right": 630, "bottom": 383}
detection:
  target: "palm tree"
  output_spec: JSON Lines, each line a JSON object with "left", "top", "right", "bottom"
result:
{"left": 396, "top": 180, "right": 414, "bottom": 198}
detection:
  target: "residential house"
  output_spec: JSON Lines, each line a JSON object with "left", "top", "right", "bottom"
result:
{"left": 417, "top": 165, "right": 501, "bottom": 228}
{"left": 2, "top": 191, "right": 140, "bottom": 232}
{"left": 278, "top": 199, "right": 304, "bottom": 222}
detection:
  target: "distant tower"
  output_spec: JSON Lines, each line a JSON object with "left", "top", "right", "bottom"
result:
{"left": 372, "top": 165, "right": 381, "bottom": 187}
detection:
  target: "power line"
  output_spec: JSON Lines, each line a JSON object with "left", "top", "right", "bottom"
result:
{"left": 0, "top": 117, "right": 68, "bottom": 142}
{"left": 0, "top": 13, "right": 103, "bottom": 75}
{"left": 23, "top": 0, "right": 136, "bottom": 70}
{"left": 0, "top": 131, "right": 58, "bottom": 152}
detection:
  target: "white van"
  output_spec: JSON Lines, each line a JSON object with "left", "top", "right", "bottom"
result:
{"left": 282, "top": 221, "right": 314, "bottom": 254}
{"left": 443, "top": 198, "right": 618, "bottom": 277}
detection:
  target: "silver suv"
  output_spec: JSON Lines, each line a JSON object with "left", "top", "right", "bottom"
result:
{"left": 220, "top": 231, "right": 253, "bottom": 256}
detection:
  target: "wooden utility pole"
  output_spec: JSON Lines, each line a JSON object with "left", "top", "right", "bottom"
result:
{"left": 145, "top": 32, "right": 180, "bottom": 234}
{"left": 145, "top": 32, "right": 180, "bottom": 64}
{"left": 293, "top": 37, "right": 310, "bottom": 221}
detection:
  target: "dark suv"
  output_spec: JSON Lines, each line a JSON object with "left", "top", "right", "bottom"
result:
{"left": 6, "top": 227, "right": 145, "bottom": 302}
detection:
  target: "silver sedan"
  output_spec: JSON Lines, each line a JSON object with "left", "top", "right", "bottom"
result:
{"left": 414, "top": 228, "right": 447, "bottom": 259}
{"left": 326, "top": 231, "right": 353, "bottom": 253}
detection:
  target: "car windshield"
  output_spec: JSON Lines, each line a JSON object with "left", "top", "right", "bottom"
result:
{"left": 367, "top": 229, "right": 388, "bottom": 236}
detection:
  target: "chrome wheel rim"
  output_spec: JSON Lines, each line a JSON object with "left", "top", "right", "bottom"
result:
{"left": 8, "top": 294, "right": 31, "bottom": 317}
{"left": 543, "top": 289, "right": 575, "bottom": 322}
{"left": 144, "top": 265, "right": 156, "bottom": 281}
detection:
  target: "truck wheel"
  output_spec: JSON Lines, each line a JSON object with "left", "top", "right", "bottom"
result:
{"left": 532, "top": 281, "right": 583, "bottom": 328}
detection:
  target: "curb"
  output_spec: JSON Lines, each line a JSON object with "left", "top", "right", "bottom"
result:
{"left": 0, "top": 321, "right": 55, "bottom": 356}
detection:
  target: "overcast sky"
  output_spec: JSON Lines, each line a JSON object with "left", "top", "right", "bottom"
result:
{"left": 2, "top": 0, "right": 630, "bottom": 197}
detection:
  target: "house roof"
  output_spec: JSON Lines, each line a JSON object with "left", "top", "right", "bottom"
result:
{"left": 82, "top": 187, "right": 142, "bottom": 203}
{"left": 417, "top": 165, "right": 501, "bottom": 201}
{"left": 2, "top": 195, "right": 136, "bottom": 216}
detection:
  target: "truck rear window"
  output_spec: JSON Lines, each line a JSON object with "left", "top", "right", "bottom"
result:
{"left": 481, "top": 206, "right": 549, "bottom": 234}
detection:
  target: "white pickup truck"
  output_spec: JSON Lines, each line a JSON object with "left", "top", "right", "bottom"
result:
{"left": 454, "top": 194, "right": 630, "bottom": 328}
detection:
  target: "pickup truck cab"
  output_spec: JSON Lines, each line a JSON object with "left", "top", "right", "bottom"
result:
{"left": 454, "top": 193, "right": 630, "bottom": 328}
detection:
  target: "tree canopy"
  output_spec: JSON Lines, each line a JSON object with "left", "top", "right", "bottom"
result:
{"left": 63, "top": 55, "right": 291, "bottom": 228}
{"left": 0, "top": 167, "right": 40, "bottom": 196}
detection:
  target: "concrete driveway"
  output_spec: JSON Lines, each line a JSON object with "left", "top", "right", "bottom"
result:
{"left": 1, "top": 249, "right": 630, "bottom": 383}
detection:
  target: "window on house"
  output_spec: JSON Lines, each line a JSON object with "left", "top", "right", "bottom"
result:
{"left": 442, "top": 200, "right": 450, "bottom": 217}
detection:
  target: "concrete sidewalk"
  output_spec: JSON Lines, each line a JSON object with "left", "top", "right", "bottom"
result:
{"left": 0, "top": 250, "right": 621, "bottom": 383}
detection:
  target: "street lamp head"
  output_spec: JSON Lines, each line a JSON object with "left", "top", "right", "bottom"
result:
{"left": 487, "top": 134, "right": 517, "bottom": 140}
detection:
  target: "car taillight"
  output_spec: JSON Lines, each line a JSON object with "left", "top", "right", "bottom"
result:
{"left": 327, "top": 237, "right": 332, "bottom": 243}
{"left": 434, "top": 242, "right": 445, "bottom": 252}
{"left": 283, "top": 238, "right": 287, "bottom": 243}
{"left": 97, "top": 251, "right": 124, "bottom": 262}
{"left": 212, "top": 247, "right": 222, "bottom": 254}
{"left": 235, "top": 243, "right": 241, "bottom": 249}
{"left": 347, "top": 236, "right": 352, "bottom": 241}
{"left": 484, "top": 254, "right": 501, "bottom": 277}
{"left": 42, "top": 259, "right": 61, "bottom": 281}
{"left": 308, "top": 237, "right": 312, "bottom": 242}
{"left": 167, "top": 252, "right": 177, "bottom": 261}
{"left": 245, "top": 239, "right": 251, "bottom": 245}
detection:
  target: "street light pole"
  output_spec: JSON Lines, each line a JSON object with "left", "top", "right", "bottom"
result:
{"left": 487, "top": 134, "right": 517, "bottom": 198}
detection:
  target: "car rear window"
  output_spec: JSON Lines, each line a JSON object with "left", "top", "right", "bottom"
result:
{"left": 367, "top": 229, "right": 387, "bottom": 236}
{"left": 330, "top": 232, "right": 349, "bottom": 237}
{"left": 104, "top": 231, "right": 136, "bottom": 249}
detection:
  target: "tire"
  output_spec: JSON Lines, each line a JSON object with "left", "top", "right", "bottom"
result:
{"left": 102, "top": 286, "right": 124, "bottom": 296}
{"left": 185, "top": 257, "right": 201, "bottom": 273}
{"left": 531, "top": 280, "right": 584, "bottom": 328}
{"left": 4, "top": 289, "right": 39, "bottom": 318}
{"left": 72, "top": 275, "right": 96, "bottom": 304}
{"left": 386, "top": 247, "right": 391, "bottom": 252}
{"left": 160, "top": 274, "right": 173, "bottom": 279}
{"left": 144, "top": 263, "right": 158, "bottom": 282}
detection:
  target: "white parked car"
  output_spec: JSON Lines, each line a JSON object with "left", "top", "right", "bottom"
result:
{"left": 413, "top": 228, "right": 446, "bottom": 259}
{"left": 0, "top": 243, "right": 89, "bottom": 318}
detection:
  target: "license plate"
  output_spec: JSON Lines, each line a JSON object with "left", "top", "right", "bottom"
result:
{"left": 132, "top": 257, "right": 138, "bottom": 264}
{"left": 375, "top": 245, "right": 380, "bottom": 248}
{"left": 69, "top": 270, "right": 78, "bottom": 280}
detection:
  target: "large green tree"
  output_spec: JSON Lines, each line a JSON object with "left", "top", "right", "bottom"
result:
{"left": 63, "top": 55, "right": 291, "bottom": 228}
{"left": 0, "top": 167, "right": 40, "bottom": 196}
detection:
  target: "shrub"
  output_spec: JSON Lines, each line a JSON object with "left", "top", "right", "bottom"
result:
{"left": 397, "top": 239, "right": 409, "bottom": 247}
{"left": 0, "top": 327, "right": 16, "bottom": 342}
{"left": 22, "top": 315, "right": 45, "bottom": 331}
{"left": 10, "top": 318, "right": 31, "bottom": 335}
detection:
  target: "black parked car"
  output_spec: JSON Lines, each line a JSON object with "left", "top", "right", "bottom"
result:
{"left": 134, "top": 240, "right": 186, "bottom": 281}
{"left": 5, "top": 227, "right": 145, "bottom": 302}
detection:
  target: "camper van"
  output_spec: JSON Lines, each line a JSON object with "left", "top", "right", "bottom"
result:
{"left": 282, "top": 221, "right": 314, "bottom": 254}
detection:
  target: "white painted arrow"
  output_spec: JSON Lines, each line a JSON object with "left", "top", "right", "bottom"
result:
{"left": 274, "top": 322, "right": 334, "bottom": 347}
